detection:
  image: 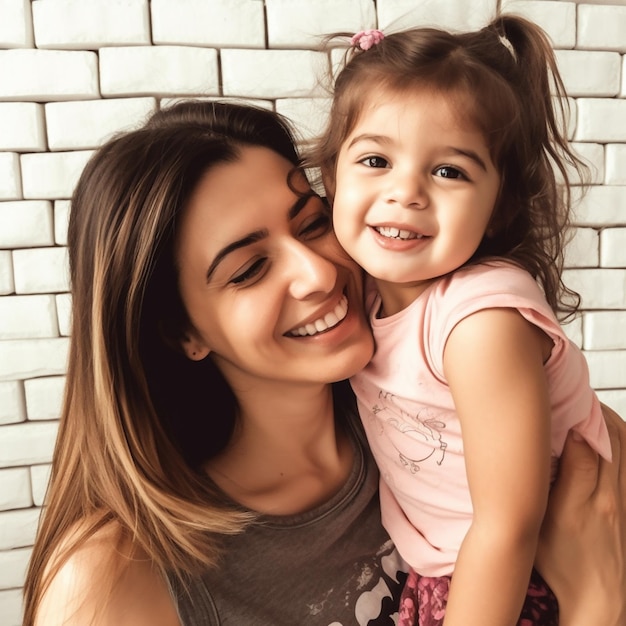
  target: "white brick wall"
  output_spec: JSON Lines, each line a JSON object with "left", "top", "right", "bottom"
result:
{"left": 0, "top": 2, "right": 624, "bottom": 623}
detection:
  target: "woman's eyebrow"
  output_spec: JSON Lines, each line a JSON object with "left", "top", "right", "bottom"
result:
{"left": 289, "top": 191, "right": 316, "bottom": 219}
{"left": 206, "top": 230, "right": 267, "bottom": 283}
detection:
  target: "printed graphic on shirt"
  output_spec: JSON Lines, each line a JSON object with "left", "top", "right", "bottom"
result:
{"left": 371, "top": 391, "right": 448, "bottom": 472}
{"left": 310, "top": 540, "right": 407, "bottom": 625}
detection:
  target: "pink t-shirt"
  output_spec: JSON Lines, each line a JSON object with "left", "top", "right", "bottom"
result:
{"left": 350, "top": 262, "right": 611, "bottom": 577}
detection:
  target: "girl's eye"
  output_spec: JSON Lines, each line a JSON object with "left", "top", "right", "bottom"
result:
{"left": 299, "top": 211, "right": 332, "bottom": 239}
{"left": 360, "top": 156, "right": 389, "bottom": 169}
{"left": 230, "top": 258, "right": 267, "bottom": 285}
{"left": 435, "top": 165, "right": 467, "bottom": 180}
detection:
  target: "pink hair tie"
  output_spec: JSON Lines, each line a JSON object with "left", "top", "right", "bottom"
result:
{"left": 350, "top": 29, "right": 384, "bottom": 51}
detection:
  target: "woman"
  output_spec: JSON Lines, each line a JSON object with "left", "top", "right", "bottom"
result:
{"left": 23, "top": 101, "right": 626, "bottom": 626}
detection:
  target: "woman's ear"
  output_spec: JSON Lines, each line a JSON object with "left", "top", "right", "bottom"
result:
{"left": 181, "top": 331, "right": 211, "bottom": 361}
{"left": 158, "top": 319, "right": 210, "bottom": 360}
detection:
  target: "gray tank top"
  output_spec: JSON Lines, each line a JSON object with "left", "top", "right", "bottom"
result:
{"left": 166, "top": 413, "right": 408, "bottom": 625}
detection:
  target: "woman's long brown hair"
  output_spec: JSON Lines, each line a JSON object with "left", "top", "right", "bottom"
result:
{"left": 23, "top": 101, "right": 304, "bottom": 625}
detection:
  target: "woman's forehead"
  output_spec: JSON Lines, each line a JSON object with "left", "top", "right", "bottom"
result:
{"left": 176, "top": 147, "right": 308, "bottom": 252}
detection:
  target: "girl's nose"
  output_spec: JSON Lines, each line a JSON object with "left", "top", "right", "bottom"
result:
{"left": 287, "top": 241, "right": 337, "bottom": 300}
{"left": 386, "top": 171, "right": 428, "bottom": 209}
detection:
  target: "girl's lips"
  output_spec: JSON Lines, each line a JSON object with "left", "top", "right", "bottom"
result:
{"left": 286, "top": 295, "right": 349, "bottom": 337}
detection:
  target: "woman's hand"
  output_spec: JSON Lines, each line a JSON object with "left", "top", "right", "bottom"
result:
{"left": 536, "top": 403, "right": 625, "bottom": 626}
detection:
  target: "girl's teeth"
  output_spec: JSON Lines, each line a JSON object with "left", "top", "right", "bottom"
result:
{"left": 290, "top": 296, "right": 348, "bottom": 337}
{"left": 377, "top": 226, "right": 421, "bottom": 240}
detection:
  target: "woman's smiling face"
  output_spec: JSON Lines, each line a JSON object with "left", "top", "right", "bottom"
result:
{"left": 175, "top": 146, "right": 374, "bottom": 392}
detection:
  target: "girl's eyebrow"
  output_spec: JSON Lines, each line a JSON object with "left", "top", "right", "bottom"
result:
{"left": 205, "top": 193, "right": 313, "bottom": 283}
{"left": 346, "top": 133, "right": 391, "bottom": 149}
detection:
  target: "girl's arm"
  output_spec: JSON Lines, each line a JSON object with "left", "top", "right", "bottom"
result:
{"left": 537, "top": 403, "right": 626, "bottom": 626}
{"left": 442, "top": 307, "right": 553, "bottom": 626}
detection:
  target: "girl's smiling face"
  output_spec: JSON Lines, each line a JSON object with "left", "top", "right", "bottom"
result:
{"left": 332, "top": 88, "right": 501, "bottom": 315}
{"left": 175, "top": 146, "right": 373, "bottom": 392}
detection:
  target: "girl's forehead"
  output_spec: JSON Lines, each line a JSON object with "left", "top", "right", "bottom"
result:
{"left": 351, "top": 86, "right": 481, "bottom": 133}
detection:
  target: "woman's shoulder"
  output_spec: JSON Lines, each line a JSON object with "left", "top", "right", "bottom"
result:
{"left": 34, "top": 518, "right": 181, "bottom": 626}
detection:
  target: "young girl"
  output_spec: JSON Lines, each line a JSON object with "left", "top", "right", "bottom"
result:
{"left": 309, "top": 15, "right": 613, "bottom": 626}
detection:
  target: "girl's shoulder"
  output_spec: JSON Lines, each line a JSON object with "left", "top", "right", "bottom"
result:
{"left": 34, "top": 518, "right": 180, "bottom": 626}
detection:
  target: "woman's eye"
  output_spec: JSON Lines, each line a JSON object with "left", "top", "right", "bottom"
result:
{"left": 230, "top": 258, "right": 267, "bottom": 285}
{"left": 360, "top": 156, "right": 389, "bottom": 169}
{"left": 435, "top": 165, "right": 467, "bottom": 180}
{"left": 299, "top": 212, "right": 332, "bottom": 239}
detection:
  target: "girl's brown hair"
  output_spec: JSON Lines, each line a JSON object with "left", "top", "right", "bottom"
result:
{"left": 308, "top": 14, "right": 587, "bottom": 318}
{"left": 23, "top": 101, "right": 303, "bottom": 625}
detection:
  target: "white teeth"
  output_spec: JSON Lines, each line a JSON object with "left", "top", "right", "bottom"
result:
{"left": 376, "top": 226, "right": 423, "bottom": 240}
{"left": 289, "top": 295, "right": 348, "bottom": 337}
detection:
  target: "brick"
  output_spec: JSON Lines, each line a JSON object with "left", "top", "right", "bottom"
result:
{"left": 0, "top": 153, "right": 21, "bottom": 201}
{"left": 601, "top": 228, "right": 626, "bottom": 268}
{"left": 0, "top": 49, "right": 99, "bottom": 102}
{"left": 564, "top": 227, "right": 599, "bottom": 268}
{"left": 554, "top": 51, "right": 620, "bottom": 98}
{"left": 45, "top": 97, "right": 157, "bottom": 151}
{"left": 501, "top": 0, "right": 575, "bottom": 49}
{"left": 159, "top": 96, "right": 274, "bottom": 111}
{"left": 0, "top": 338, "right": 69, "bottom": 381}
{"left": 376, "top": 0, "right": 497, "bottom": 31}
{"left": 0, "top": 547, "right": 31, "bottom": 590}
{"left": 606, "top": 144, "right": 626, "bottom": 185}
{"left": 151, "top": 0, "right": 265, "bottom": 48}
{"left": 584, "top": 311, "right": 626, "bottom": 350}
{"left": 0, "top": 508, "right": 40, "bottom": 549}
{"left": 563, "top": 268, "right": 626, "bottom": 310}
{"left": 597, "top": 389, "right": 626, "bottom": 420}
{"left": 21, "top": 150, "right": 93, "bottom": 200}
{"left": 0, "top": 295, "right": 58, "bottom": 340}
{"left": 575, "top": 98, "right": 626, "bottom": 143}
{"left": 30, "top": 464, "right": 51, "bottom": 506}
{"left": 24, "top": 376, "right": 65, "bottom": 421}
{"left": 0, "top": 103, "right": 46, "bottom": 152}
{"left": 12, "top": 247, "right": 69, "bottom": 294}
{"left": 0, "top": 468, "right": 32, "bottom": 511}
{"left": 267, "top": 0, "right": 376, "bottom": 48}
{"left": 585, "top": 350, "right": 626, "bottom": 389}
{"left": 0, "top": 251, "right": 15, "bottom": 295}
{"left": 222, "top": 50, "right": 327, "bottom": 98}
{"left": 55, "top": 293, "right": 72, "bottom": 336}
{"left": 568, "top": 142, "right": 603, "bottom": 186}
{"left": 0, "top": 422, "right": 58, "bottom": 467}
{"left": 275, "top": 98, "right": 331, "bottom": 142}
{"left": 54, "top": 200, "right": 71, "bottom": 246}
{"left": 0, "top": 200, "right": 54, "bottom": 249}
{"left": 572, "top": 186, "right": 626, "bottom": 227}
{"left": 578, "top": 4, "right": 626, "bottom": 53}
{"left": 0, "top": 0, "right": 34, "bottom": 48}
{"left": 100, "top": 46, "right": 219, "bottom": 97}
{"left": 0, "top": 587, "right": 23, "bottom": 626}
{"left": 33, "top": 0, "right": 150, "bottom": 49}
{"left": 0, "top": 381, "right": 25, "bottom": 425}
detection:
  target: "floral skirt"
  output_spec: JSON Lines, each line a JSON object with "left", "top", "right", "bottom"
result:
{"left": 397, "top": 567, "right": 558, "bottom": 626}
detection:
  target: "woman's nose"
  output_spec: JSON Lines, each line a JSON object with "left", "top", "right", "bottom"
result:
{"left": 287, "top": 241, "right": 337, "bottom": 300}
{"left": 386, "top": 170, "right": 428, "bottom": 209}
